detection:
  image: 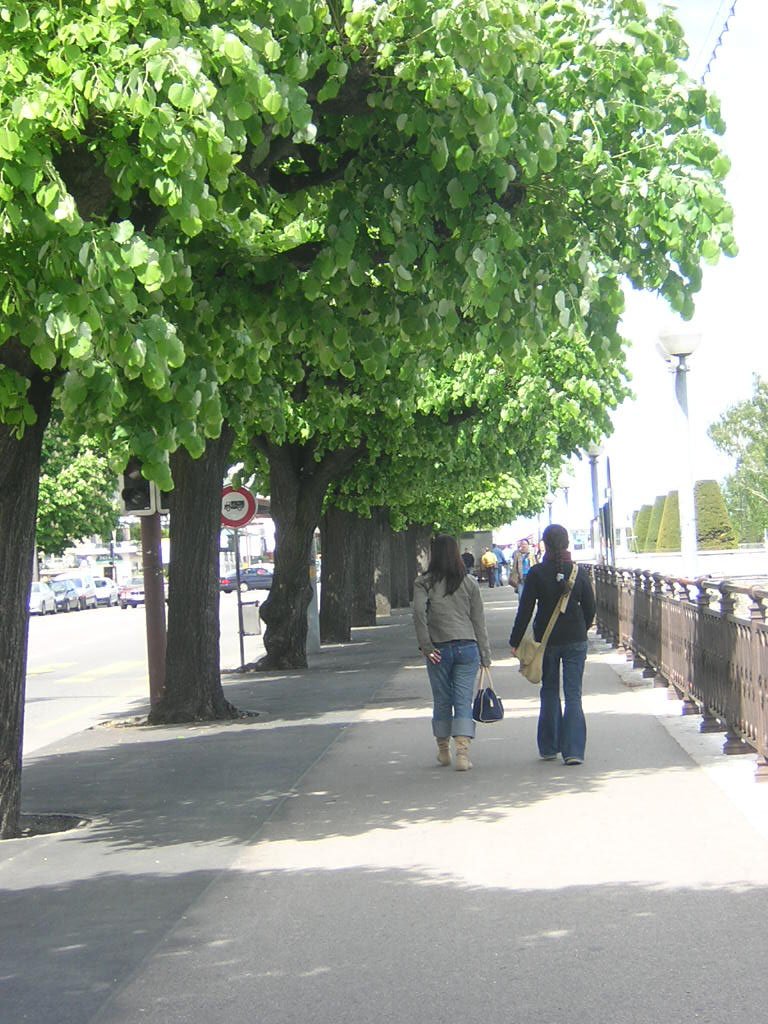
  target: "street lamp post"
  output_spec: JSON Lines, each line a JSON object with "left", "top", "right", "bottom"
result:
{"left": 659, "top": 331, "right": 701, "bottom": 578}
{"left": 587, "top": 443, "right": 602, "bottom": 562}
{"left": 545, "top": 493, "right": 555, "bottom": 524}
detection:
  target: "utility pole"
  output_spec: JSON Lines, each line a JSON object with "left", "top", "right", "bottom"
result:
{"left": 140, "top": 511, "right": 166, "bottom": 706}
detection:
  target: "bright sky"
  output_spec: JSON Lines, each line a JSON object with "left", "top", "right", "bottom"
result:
{"left": 551, "top": 0, "right": 768, "bottom": 533}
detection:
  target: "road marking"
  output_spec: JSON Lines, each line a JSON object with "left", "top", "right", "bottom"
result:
{"left": 27, "top": 662, "right": 77, "bottom": 675}
{"left": 51, "top": 660, "right": 148, "bottom": 684}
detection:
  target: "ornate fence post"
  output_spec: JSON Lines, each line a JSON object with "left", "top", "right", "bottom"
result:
{"left": 723, "top": 587, "right": 764, "bottom": 755}
{"left": 695, "top": 580, "right": 726, "bottom": 734}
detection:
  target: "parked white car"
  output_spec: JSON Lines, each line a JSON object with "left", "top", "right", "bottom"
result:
{"left": 53, "top": 572, "right": 97, "bottom": 610}
{"left": 29, "top": 581, "right": 57, "bottom": 615}
{"left": 94, "top": 576, "right": 119, "bottom": 607}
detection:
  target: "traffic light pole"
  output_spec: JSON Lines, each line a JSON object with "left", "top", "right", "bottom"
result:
{"left": 141, "top": 511, "right": 166, "bottom": 706}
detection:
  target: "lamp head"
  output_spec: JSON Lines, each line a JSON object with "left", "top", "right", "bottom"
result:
{"left": 659, "top": 331, "right": 702, "bottom": 359}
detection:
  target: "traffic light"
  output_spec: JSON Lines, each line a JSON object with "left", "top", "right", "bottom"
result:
{"left": 120, "top": 457, "right": 156, "bottom": 515}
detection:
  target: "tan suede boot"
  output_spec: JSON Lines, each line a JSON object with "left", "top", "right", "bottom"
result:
{"left": 454, "top": 736, "right": 472, "bottom": 771}
{"left": 436, "top": 738, "right": 451, "bottom": 767}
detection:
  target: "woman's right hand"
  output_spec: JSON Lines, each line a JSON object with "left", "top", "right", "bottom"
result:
{"left": 427, "top": 650, "right": 442, "bottom": 664}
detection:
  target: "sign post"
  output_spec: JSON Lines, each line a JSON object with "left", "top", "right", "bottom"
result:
{"left": 221, "top": 487, "right": 258, "bottom": 668}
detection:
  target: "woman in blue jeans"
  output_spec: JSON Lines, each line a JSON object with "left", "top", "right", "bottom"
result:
{"left": 413, "top": 535, "right": 492, "bottom": 771}
{"left": 509, "top": 524, "right": 595, "bottom": 765}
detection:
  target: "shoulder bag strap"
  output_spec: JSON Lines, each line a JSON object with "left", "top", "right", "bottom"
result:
{"left": 558, "top": 564, "right": 579, "bottom": 613}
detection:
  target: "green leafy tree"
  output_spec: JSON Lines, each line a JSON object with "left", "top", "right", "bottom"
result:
{"left": 709, "top": 377, "right": 768, "bottom": 542}
{"left": 36, "top": 421, "right": 119, "bottom": 556}
{"left": 227, "top": 0, "right": 734, "bottom": 668}
{"left": 694, "top": 478, "right": 736, "bottom": 549}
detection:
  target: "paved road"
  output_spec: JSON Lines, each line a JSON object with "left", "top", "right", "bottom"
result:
{"left": 24, "top": 591, "right": 266, "bottom": 753}
{"left": 4, "top": 588, "right": 768, "bottom": 1024}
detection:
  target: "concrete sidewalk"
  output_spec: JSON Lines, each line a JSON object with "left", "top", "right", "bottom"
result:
{"left": 2, "top": 587, "right": 768, "bottom": 1024}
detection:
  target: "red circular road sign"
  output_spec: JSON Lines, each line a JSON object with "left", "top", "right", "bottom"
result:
{"left": 221, "top": 486, "right": 257, "bottom": 529}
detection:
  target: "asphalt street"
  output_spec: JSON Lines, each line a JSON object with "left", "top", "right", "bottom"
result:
{"left": 3, "top": 587, "right": 768, "bottom": 1024}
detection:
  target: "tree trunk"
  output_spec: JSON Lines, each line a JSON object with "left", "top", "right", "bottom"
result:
{"left": 319, "top": 506, "right": 355, "bottom": 643}
{"left": 0, "top": 375, "right": 54, "bottom": 839}
{"left": 351, "top": 513, "right": 377, "bottom": 627}
{"left": 255, "top": 439, "right": 363, "bottom": 669}
{"left": 373, "top": 508, "right": 392, "bottom": 617}
{"left": 405, "top": 524, "right": 433, "bottom": 602}
{"left": 148, "top": 425, "right": 237, "bottom": 724}
{"left": 390, "top": 529, "right": 410, "bottom": 609}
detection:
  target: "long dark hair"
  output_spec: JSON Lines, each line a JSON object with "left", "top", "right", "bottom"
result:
{"left": 542, "top": 524, "right": 572, "bottom": 580}
{"left": 426, "top": 534, "right": 467, "bottom": 595}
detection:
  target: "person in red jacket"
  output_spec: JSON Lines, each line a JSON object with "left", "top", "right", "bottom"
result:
{"left": 509, "top": 524, "right": 595, "bottom": 765}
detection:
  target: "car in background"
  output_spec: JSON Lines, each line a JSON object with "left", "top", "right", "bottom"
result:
{"left": 49, "top": 578, "right": 80, "bottom": 613}
{"left": 94, "top": 576, "right": 119, "bottom": 607}
{"left": 29, "top": 581, "right": 57, "bottom": 615}
{"left": 220, "top": 565, "right": 274, "bottom": 593}
{"left": 119, "top": 577, "right": 145, "bottom": 609}
{"left": 53, "top": 572, "right": 97, "bottom": 610}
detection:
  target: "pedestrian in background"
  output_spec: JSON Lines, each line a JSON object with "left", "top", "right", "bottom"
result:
{"left": 461, "top": 547, "right": 475, "bottom": 573}
{"left": 491, "top": 542, "right": 508, "bottom": 587}
{"left": 480, "top": 546, "right": 497, "bottom": 587}
{"left": 509, "top": 537, "right": 533, "bottom": 596}
{"left": 413, "top": 534, "right": 492, "bottom": 771}
{"left": 508, "top": 524, "right": 595, "bottom": 766}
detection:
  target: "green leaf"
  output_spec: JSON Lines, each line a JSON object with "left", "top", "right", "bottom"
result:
{"left": 264, "top": 39, "right": 281, "bottom": 62}
{"left": 701, "top": 239, "right": 720, "bottom": 263}
{"left": 223, "top": 34, "right": 246, "bottom": 63}
{"left": 124, "top": 238, "right": 151, "bottom": 268}
{"left": 455, "top": 145, "right": 474, "bottom": 172}
{"left": 0, "top": 128, "right": 20, "bottom": 158}
{"left": 264, "top": 90, "right": 284, "bottom": 116}
{"left": 168, "top": 83, "right": 195, "bottom": 109}
{"left": 431, "top": 137, "right": 449, "bottom": 172}
{"left": 111, "top": 221, "right": 135, "bottom": 244}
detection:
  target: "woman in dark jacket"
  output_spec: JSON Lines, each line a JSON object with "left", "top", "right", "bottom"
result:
{"left": 509, "top": 524, "right": 595, "bottom": 765}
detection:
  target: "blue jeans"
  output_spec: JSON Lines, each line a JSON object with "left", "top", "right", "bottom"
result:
{"left": 426, "top": 640, "right": 480, "bottom": 739}
{"left": 538, "top": 640, "right": 588, "bottom": 761}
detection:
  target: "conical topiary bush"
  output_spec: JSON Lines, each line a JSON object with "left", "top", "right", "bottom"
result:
{"left": 656, "top": 491, "right": 681, "bottom": 551}
{"left": 695, "top": 479, "right": 737, "bottom": 549}
{"left": 645, "top": 495, "right": 666, "bottom": 552}
{"left": 633, "top": 504, "right": 653, "bottom": 552}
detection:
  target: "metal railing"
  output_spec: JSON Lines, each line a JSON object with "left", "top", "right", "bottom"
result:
{"left": 588, "top": 565, "right": 768, "bottom": 780}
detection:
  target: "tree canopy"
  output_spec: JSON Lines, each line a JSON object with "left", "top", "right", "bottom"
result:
{"left": 709, "top": 378, "right": 768, "bottom": 543}
{"left": 36, "top": 419, "right": 119, "bottom": 556}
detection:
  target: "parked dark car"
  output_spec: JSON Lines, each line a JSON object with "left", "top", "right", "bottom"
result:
{"left": 220, "top": 565, "right": 274, "bottom": 593}
{"left": 49, "top": 578, "right": 80, "bottom": 613}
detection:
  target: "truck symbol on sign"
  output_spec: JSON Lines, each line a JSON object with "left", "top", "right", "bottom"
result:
{"left": 224, "top": 498, "right": 246, "bottom": 512}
